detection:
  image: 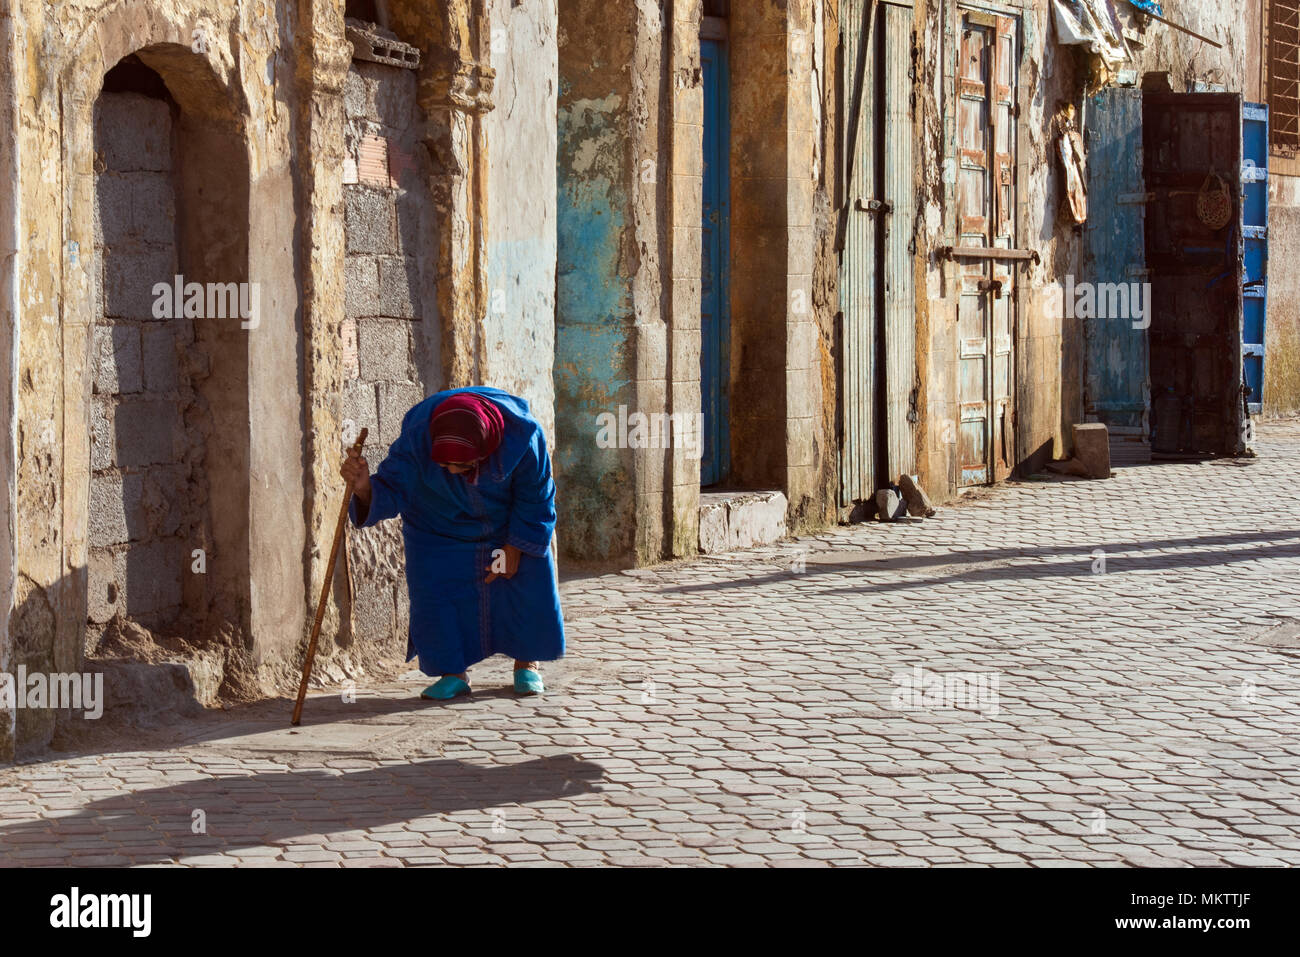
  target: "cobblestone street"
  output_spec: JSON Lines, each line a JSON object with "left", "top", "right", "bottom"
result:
{"left": 4, "top": 422, "right": 1300, "bottom": 868}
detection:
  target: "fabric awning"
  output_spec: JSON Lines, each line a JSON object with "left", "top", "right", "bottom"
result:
{"left": 1052, "top": 0, "right": 1131, "bottom": 70}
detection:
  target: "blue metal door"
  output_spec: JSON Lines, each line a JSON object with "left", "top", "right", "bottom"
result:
{"left": 1242, "top": 102, "right": 1269, "bottom": 414}
{"left": 1083, "top": 88, "right": 1150, "bottom": 437}
{"left": 700, "top": 37, "right": 730, "bottom": 485}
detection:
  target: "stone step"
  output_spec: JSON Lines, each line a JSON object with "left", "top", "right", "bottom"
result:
{"left": 698, "top": 490, "right": 788, "bottom": 554}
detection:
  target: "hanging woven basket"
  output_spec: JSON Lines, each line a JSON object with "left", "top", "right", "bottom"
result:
{"left": 1196, "top": 172, "right": 1232, "bottom": 231}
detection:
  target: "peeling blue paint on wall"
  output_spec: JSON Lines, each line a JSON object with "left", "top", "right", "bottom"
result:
{"left": 554, "top": 93, "right": 637, "bottom": 561}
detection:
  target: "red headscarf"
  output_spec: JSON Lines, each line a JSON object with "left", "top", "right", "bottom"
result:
{"left": 429, "top": 393, "right": 505, "bottom": 480}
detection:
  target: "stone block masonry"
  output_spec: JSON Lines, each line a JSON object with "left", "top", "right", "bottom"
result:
{"left": 339, "top": 57, "right": 435, "bottom": 656}
{"left": 89, "top": 88, "right": 192, "bottom": 634}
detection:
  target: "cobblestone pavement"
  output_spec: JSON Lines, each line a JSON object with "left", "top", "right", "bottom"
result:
{"left": 4, "top": 422, "right": 1300, "bottom": 867}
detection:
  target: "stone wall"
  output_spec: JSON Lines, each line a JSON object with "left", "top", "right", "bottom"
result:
{"left": 1265, "top": 178, "right": 1300, "bottom": 413}
{"left": 340, "top": 50, "right": 432, "bottom": 657}
{"left": 0, "top": 0, "right": 517, "bottom": 761}
{"left": 484, "top": 0, "right": 559, "bottom": 441}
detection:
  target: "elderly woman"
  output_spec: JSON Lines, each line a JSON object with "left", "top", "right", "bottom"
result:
{"left": 340, "top": 386, "right": 565, "bottom": 699}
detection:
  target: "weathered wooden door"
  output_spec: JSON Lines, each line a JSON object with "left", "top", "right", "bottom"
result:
{"left": 700, "top": 36, "right": 730, "bottom": 485}
{"left": 1242, "top": 102, "right": 1269, "bottom": 415}
{"left": 1143, "top": 93, "right": 1244, "bottom": 455}
{"left": 838, "top": 0, "right": 914, "bottom": 506}
{"left": 1083, "top": 88, "right": 1150, "bottom": 436}
{"left": 955, "top": 9, "right": 1017, "bottom": 486}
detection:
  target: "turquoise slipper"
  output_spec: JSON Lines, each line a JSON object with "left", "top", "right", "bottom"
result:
{"left": 421, "top": 675, "right": 471, "bottom": 700}
{"left": 513, "top": 669, "right": 545, "bottom": 696}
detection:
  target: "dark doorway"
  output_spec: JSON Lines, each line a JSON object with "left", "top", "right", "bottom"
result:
{"left": 1142, "top": 92, "right": 1245, "bottom": 456}
{"left": 700, "top": 28, "right": 731, "bottom": 486}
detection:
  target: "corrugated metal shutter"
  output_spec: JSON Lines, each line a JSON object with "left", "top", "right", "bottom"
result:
{"left": 839, "top": 0, "right": 880, "bottom": 506}
{"left": 839, "top": 0, "right": 914, "bottom": 506}
{"left": 883, "top": 2, "right": 916, "bottom": 482}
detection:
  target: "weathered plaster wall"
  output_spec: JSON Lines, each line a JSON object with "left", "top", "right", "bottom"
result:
{"left": 555, "top": 0, "right": 837, "bottom": 565}
{"left": 0, "top": 0, "right": 518, "bottom": 759}
{"left": 0, "top": 0, "right": 18, "bottom": 762}
{"left": 484, "top": 0, "right": 558, "bottom": 442}
{"left": 1265, "top": 174, "right": 1300, "bottom": 413}
{"left": 6, "top": 0, "right": 302, "bottom": 755}
{"left": 555, "top": 1, "right": 642, "bottom": 565}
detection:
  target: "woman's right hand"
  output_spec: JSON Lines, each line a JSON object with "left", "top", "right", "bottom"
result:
{"left": 341, "top": 446, "right": 371, "bottom": 502}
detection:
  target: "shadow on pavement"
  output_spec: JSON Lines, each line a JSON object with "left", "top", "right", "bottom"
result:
{"left": 656, "top": 529, "right": 1300, "bottom": 599}
{"left": 0, "top": 753, "right": 605, "bottom": 865}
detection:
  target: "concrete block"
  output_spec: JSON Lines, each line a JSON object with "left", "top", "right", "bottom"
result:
{"left": 698, "top": 498, "right": 729, "bottom": 554}
{"left": 699, "top": 490, "right": 788, "bottom": 554}
{"left": 93, "top": 324, "right": 142, "bottom": 395}
{"left": 377, "top": 255, "right": 417, "bottom": 318}
{"left": 114, "top": 399, "right": 178, "bottom": 467}
{"left": 88, "top": 473, "right": 145, "bottom": 547}
{"left": 104, "top": 245, "right": 176, "bottom": 319}
{"left": 91, "top": 399, "right": 117, "bottom": 470}
{"left": 341, "top": 318, "right": 360, "bottom": 379}
{"left": 729, "top": 491, "right": 788, "bottom": 549}
{"left": 372, "top": 66, "right": 417, "bottom": 131}
{"left": 377, "top": 381, "right": 425, "bottom": 448}
{"left": 351, "top": 579, "right": 395, "bottom": 642}
{"left": 345, "top": 254, "right": 381, "bottom": 319}
{"left": 123, "top": 540, "right": 183, "bottom": 617}
{"left": 96, "top": 658, "right": 208, "bottom": 725}
{"left": 342, "top": 381, "right": 379, "bottom": 450}
{"left": 396, "top": 202, "right": 426, "bottom": 258}
{"left": 344, "top": 67, "right": 380, "bottom": 122}
{"left": 141, "top": 467, "right": 185, "bottom": 539}
{"left": 358, "top": 320, "right": 414, "bottom": 383}
{"left": 345, "top": 186, "right": 397, "bottom": 254}
{"left": 129, "top": 172, "right": 176, "bottom": 244}
{"left": 94, "top": 172, "right": 133, "bottom": 247}
{"left": 1072, "top": 423, "right": 1111, "bottom": 479}
{"left": 97, "top": 92, "right": 171, "bottom": 173}
{"left": 87, "top": 548, "right": 122, "bottom": 625}
{"left": 141, "top": 325, "right": 177, "bottom": 392}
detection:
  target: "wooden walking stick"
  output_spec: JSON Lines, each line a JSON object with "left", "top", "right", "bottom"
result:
{"left": 292, "top": 427, "right": 368, "bottom": 726}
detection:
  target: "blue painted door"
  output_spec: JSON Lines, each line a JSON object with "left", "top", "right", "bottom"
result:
{"left": 700, "top": 38, "right": 730, "bottom": 486}
{"left": 1083, "top": 88, "right": 1150, "bottom": 435}
{"left": 1242, "top": 102, "right": 1269, "bottom": 414}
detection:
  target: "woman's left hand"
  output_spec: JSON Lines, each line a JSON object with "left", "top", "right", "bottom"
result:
{"left": 484, "top": 543, "right": 522, "bottom": 583}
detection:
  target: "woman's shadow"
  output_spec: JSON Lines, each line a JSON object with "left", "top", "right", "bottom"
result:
{"left": 1, "top": 753, "right": 604, "bottom": 866}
